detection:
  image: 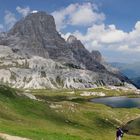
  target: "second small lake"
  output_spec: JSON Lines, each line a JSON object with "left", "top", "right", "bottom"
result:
{"left": 90, "top": 96, "right": 140, "bottom": 108}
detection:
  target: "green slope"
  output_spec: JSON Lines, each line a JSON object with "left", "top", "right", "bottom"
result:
{"left": 0, "top": 85, "right": 140, "bottom": 140}
{"left": 123, "top": 118, "right": 140, "bottom": 135}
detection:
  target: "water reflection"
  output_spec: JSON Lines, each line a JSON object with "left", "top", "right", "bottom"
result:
{"left": 91, "top": 96, "right": 140, "bottom": 108}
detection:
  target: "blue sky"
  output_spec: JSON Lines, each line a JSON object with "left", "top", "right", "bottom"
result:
{"left": 94, "top": 0, "right": 140, "bottom": 32}
{"left": 0, "top": 0, "right": 140, "bottom": 63}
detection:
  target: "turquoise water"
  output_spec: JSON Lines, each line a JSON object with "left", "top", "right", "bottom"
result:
{"left": 91, "top": 96, "right": 140, "bottom": 108}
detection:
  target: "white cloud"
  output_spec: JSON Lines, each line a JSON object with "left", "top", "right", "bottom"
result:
{"left": 118, "top": 45, "right": 129, "bottom": 51}
{"left": 128, "top": 21, "right": 140, "bottom": 41}
{"left": 16, "top": 6, "right": 31, "bottom": 17}
{"left": 69, "top": 3, "right": 105, "bottom": 26}
{"left": 55, "top": 2, "right": 140, "bottom": 62}
{"left": 72, "top": 24, "right": 127, "bottom": 44}
{"left": 52, "top": 2, "right": 105, "bottom": 30}
{"left": 100, "top": 25, "right": 128, "bottom": 43}
{"left": 0, "top": 24, "right": 4, "bottom": 32}
{"left": 63, "top": 20, "right": 140, "bottom": 56}
{"left": 52, "top": 4, "right": 77, "bottom": 30}
{"left": 4, "top": 11, "right": 17, "bottom": 30}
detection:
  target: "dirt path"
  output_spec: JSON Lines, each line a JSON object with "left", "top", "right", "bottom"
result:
{"left": 0, "top": 133, "right": 31, "bottom": 140}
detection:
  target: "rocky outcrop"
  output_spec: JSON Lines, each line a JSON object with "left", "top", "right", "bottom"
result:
{"left": 0, "top": 47, "right": 124, "bottom": 89}
{"left": 8, "top": 12, "right": 66, "bottom": 47}
{"left": 0, "top": 12, "right": 106, "bottom": 72}
{"left": 91, "top": 50, "right": 102, "bottom": 62}
{"left": 66, "top": 35, "right": 106, "bottom": 71}
{"left": 67, "top": 35, "right": 85, "bottom": 48}
{"left": 0, "top": 11, "right": 135, "bottom": 89}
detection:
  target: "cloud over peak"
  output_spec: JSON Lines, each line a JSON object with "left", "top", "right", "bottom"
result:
{"left": 57, "top": 2, "right": 140, "bottom": 61}
{"left": 4, "top": 11, "right": 17, "bottom": 30}
{"left": 52, "top": 2, "right": 105, "bottom": 30}
{"left": 0, "top": 2, "right": 140, "bottom": 62}
{"left": 69, "top": 21, "right": 140, "bottom": 54}
{"left": 16, "top": 6, "right": 31, "bottom": 17}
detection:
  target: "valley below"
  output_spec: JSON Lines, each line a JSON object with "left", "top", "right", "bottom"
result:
{"left": 0, "top": 85, "right": 140, "bottom": 140}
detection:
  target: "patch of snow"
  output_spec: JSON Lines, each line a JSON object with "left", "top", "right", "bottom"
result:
{"left": 49, "top": 104, "right": 62, "bottom": 109}
{"left": 21, "top": 92, "right": 37, "bottom": 100}
{"left": 31, "top": 10, "right": 38, "bottom": 13}
{"left": 80, "top": 91, "right": 105, "bottom": 97}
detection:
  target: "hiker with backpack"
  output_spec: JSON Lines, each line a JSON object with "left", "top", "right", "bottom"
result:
{"left": 116, "top": 127, "right": 124, "bottom": 140}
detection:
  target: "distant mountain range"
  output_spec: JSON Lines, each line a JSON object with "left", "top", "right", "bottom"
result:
{"left": 110, "top": 62, "right": 140, "bottom": 88}
{"left": 0, "top": 11, "right": 135, "bottom": 89}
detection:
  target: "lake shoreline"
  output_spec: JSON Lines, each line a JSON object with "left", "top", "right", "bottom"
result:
{"left": 90, "top": 96, "right": 140, "bottom": 108}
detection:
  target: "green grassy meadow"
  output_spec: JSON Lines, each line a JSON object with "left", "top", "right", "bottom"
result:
{"left": 0, "top": 85, "right": 140, "bottom": 140}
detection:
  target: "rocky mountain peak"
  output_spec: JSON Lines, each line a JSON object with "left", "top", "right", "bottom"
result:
{"left": 8, "top": 11, "right": 66, "bottom": 48}
{"left": 67, "top": 35, "right": 77, "bottom": 44}
{"left": 67, "top": 35, "right": 85, "bottom": 49}
{"left": 0, "top": 11, "right": 68, "bottom": 58}
{"left": 9, "top": 11, "right": 56, "bottom": 37}
{"left": 0, "top": 11, "right": 135, "bottom": 89}
{"left": 91, "top": 50, "right": 102, "bottom": 62}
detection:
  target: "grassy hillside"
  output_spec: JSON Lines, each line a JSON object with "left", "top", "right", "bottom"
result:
{"left": 123, "top": 118, "right": 140, "bottom": 135}
{"left": 0, "top": 85, "right": 140, "bottom": 140}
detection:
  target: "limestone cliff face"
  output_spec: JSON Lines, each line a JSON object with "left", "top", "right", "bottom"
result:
{"left": 0, "top": 11, "right": 134, "bottom": 89}
{"left": 91, "top": 50, "right": 102, "bottom": 62}
{"left": 8, "top": 12, "right": 66, "bottom": 47}
{"left": 66, "top": 35, "right": 105, "bottom": 71}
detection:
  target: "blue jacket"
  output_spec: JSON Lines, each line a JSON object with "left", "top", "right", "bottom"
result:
{"left": 116, "top": 128, "right": 124, "bottom": 137}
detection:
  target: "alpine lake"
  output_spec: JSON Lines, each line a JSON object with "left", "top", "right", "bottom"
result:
{"left": 90, "top": 96, "right": 140, "bottom": 108}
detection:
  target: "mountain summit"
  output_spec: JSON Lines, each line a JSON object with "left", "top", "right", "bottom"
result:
{"left": 9, "top": 11, "right": 66, "bottom": 47}
{"left": 0, "top": 11, "right": 135, "bottom": 89}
